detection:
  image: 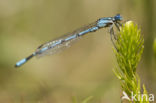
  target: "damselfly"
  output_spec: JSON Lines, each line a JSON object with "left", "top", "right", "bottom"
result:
{"left": 15, "top": 14, "right": 122, "bottom": 67}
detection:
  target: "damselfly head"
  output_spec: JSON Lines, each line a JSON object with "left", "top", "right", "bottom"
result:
{"left": 114, "top": 14, "right": 123, "bottom": 21}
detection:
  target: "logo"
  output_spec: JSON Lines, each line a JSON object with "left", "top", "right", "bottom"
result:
{"left": 122, "top": 91, "right": 154, "bottom": 102}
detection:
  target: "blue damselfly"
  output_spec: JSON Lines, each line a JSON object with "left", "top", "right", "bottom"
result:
{"left": 15, "top": 14, "right": 122, "bottom": 67}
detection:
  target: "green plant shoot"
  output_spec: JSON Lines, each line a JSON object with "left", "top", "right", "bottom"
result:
{"left": 113, "top": 21, "right": 149, "bottom": 103}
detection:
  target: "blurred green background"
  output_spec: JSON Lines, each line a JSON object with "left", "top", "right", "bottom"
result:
{"left": 0, "top": 0, "right": 156, "bottom": 103}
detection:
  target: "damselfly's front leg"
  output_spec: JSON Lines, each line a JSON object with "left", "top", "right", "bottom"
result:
{"left": 109, "top": 26, "right": 118, "bottom": 51}
{"left": 110, "top": 22, "right": 122, "bottom": 51}
{"left": 114, "top": 21, "right": 122, "bottom": 31}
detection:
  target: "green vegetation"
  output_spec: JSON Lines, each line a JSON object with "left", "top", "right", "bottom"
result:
{"left": 153, "top": 38, "right": 156, "bottom": 57}
{"left": 113, "top": 21, "right": 149, "bottom": 102}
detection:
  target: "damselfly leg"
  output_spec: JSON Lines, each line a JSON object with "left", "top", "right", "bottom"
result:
{"left": 109, "top": 21, "right": 122, "bottom": 51}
